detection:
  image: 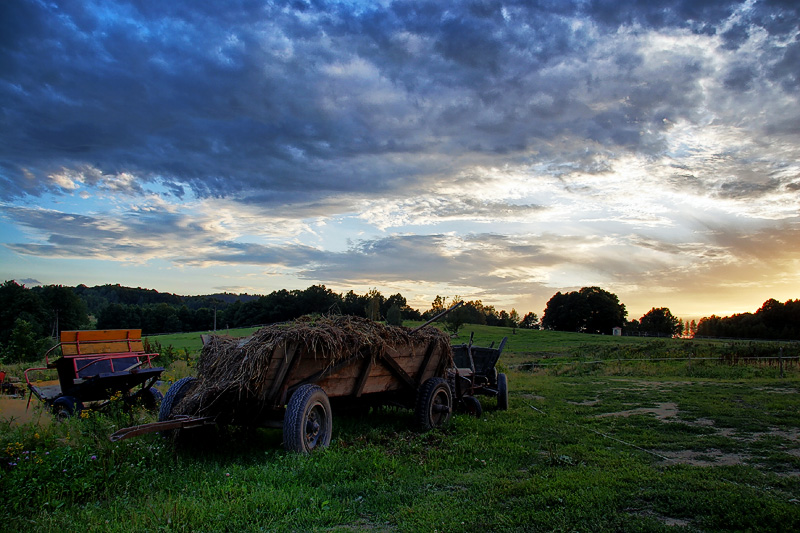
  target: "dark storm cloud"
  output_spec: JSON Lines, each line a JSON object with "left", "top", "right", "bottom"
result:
{"left": 2, "top": 0, "right": 796, "bottom": 202}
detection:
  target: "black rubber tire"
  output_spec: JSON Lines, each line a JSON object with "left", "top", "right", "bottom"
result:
{"left": 158, "top": 377, "right": 197, "bottom": 422}
{"left": 497, "top": 373, "right": 509, "bottom": 410}
{"left": 141, "top": 387, "right": 164, "bottom": 411}
{"left": 415, "top": 377, "right": 452, "bottom": 430}
{"left": 53, "top": 396, "right": 84, "bottom": 421}
{"left": 283, "top": 384, "right": 333, "bottom": 454}
{"left": 462, "top": 395, "right": 483, "bottom": 418}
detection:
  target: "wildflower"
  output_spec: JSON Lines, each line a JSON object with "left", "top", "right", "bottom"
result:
{"left": 34, "top": 433, "right": 40, "bottom": 439}
{"left": 91, "top": 455, "right": 97, "bottom": 460}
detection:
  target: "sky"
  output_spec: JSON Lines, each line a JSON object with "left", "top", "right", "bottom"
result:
{"left": 1, "top": 0, "right": 798, "bottom": 322}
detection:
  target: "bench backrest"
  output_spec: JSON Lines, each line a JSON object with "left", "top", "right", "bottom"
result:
{"left": 60, "top": 329, "right": 145, "bottom": 356}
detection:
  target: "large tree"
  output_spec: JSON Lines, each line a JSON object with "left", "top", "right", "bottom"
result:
{"left": 541, "top": 287, "right": 627, "bottom": 334}
{"left": 520, "top": 312, "right": 540, "bottom": 329}
{"left": 639, "top": 307, "right": 683, "bottom": 337}
{"left": 37, "top": 284, "right": 89, "bottom": 335}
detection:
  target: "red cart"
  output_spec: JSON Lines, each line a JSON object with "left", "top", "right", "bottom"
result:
{"left": 25, "top": 329, "right": 164, "bottom": 418}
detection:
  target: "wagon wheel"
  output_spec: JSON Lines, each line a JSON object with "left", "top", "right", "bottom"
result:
{"left": 497, "top": 373, "right": 509, "bottom": 411}
{"left": 141, "top": 387, "right": 164, "bottom": 411}
{"left": 283, "top": 384, "right": 333, "bottom": 454}
{"left": 53, "top": 396, "right": 84, "bottom": 421}
{"left": 158, "top": 377, "right": 198, "bottom": 439}
{"left": 461, "top": 395, "right": 483, "bottom": 418}
{"left": 415, "top": 377, "right": 452, "bottom": 430}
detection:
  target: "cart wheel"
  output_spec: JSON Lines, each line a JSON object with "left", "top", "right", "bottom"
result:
{"left": 284, "top": 384, "right": 332, "bottom": 454}
{"left": 461, "top": 395, "right": 483, "bottom": 418}
{"left": 141, "top": 387, "right": 164, "bottom": 411}
{"left": 497, "top": 373, "right": 509, "bottom": 410}
{"left": 415, "top": 377, "right": 452, "bottom": 430}
{"left": 53, "top": 396, "right": 84, "bottom": 421}
{"left": 159, "top": 377, "right": 197, "bottom": 421}
{"left": 158, "top": 377, "right": 197, "bottom": 439}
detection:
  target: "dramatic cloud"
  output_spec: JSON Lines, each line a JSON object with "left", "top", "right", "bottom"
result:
{"left": 1, "top": 0, "right": 798, "bottom": 318}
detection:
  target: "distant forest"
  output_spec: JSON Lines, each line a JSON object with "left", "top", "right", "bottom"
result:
{"left": 695, "top": 298, "right": 800, "bottom": 340}
{"left": 1, "top": 280, "right": 797, "bottom": 363}
{"left": 0, "top": 281, "right": 530, "bottom": 362}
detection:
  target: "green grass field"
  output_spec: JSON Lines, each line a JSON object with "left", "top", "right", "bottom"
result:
{"left": 3, "top": 325, "right": 799, "bottom": 531}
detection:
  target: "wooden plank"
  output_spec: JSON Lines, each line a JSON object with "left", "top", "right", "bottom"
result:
{"left": 60, "top": 329, "right": 143, "bottom": 342}
{"left": 377, "top": 348, "right": 415, "bottom": 389}
{"left": 282, "top": 338, "right": 448, "bottom": 400}
{"left": 352, "top": 356, "right": 374, "bottom": 397}
{"left": 60, "top": 329, "right": 144, "bottom": 355}
{"left": 265, "top": 343, "right": 298, "bottom": 403}
{"left": 276, "top": 345, "right": 305, "bottom": 406}
{"left": 287, "top": 354, "right": 362, "bottom": 395}
{"left": 319, "top": 373, "right": 396, "bottom": 396}
{"left": 414, "top": 340, "right": 437, "bottom": 386}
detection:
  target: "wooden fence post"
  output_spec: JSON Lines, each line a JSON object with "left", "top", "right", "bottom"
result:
{"left": 779, "top": 347, "right": 784, "bottom": 379}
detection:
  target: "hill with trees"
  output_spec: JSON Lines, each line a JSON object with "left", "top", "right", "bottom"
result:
{"left": 696, "top": 299, "right": 800, "bottom": 340}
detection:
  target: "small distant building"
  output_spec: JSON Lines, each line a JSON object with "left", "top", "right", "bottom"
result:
{"left": 612, "top": 327, "right": 622, "bottom": 336}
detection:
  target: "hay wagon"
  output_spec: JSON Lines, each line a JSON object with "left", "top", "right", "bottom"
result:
{"left": 111, "top": 316, "right": 455, "bottom": 453}
{"left": 25, "top": 329, "right": 164, "bottom": 418}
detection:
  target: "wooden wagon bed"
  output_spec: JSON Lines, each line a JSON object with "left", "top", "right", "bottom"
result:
{"left": 111, "top": 315, "right": 456, "bottom": 453}
{"left": 176, "top": 316, "right": 453, "bottom": 423}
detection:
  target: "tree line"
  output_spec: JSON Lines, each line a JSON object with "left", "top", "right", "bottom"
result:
{"left": 695, "top": 298, "right": 800, "bottom": 340}
{"left": 2, "top": 279, "right": 797, "bottom": 364}
{"left": 0, "top": 281, "right": 539, "bottom": 363}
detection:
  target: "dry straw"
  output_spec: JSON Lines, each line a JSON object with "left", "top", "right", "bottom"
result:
{"left": 175, "top": 315, "right": 451, "bottom": 420}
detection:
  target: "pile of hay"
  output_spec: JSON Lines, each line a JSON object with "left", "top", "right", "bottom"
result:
{"left": 175, "top": 315, "right": 451, "bottom": 421}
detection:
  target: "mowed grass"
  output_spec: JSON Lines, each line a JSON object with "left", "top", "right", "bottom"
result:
{"left": 3, "top": 327, "right": 800, "bottom": 531}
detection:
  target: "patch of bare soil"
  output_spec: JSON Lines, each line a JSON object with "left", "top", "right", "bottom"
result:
{"left": 634, "top": 509, "right": 690, "bottom": 528}
{"left": 752, "top": 428, "right": 800, "bottom": 442}
{"left": 567, "top": 398, "right": 600, "bottom": 406}
{"left": 597, "top": 402, "right": 679, "bottom": 420}
{"left": 753, "top": 386, "right": 799, "bottom": 395}
{"left": 0, "top": 395, "right": 51, "bottom": 426}
{"left": 655, "top": 449, "right": 750, "bottom": 467}
{"left": 519, "top": 393, "right": 546, "bottom": 401}
{"left": 608, "top": 378, "right": 697, "bottom": 388}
